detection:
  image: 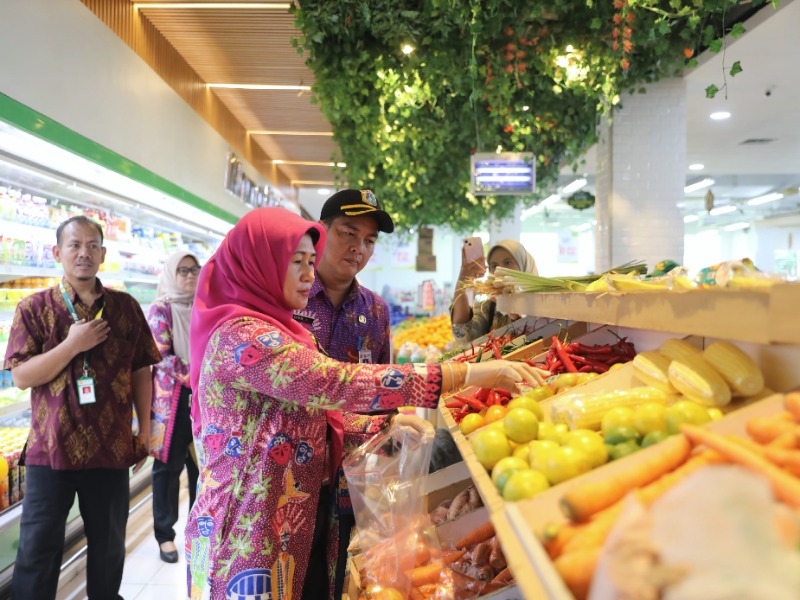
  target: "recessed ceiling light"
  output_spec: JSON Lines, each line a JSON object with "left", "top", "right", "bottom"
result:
{"left": 710, "top": 111, "right": 731, "bottom": 120}
{"left": 684, "top": 178, "right": 715, "bottom": 193}
{"left": 688, "top": 163, "right": 704, "bottom": 171}
{"left": 683, "top": 215, "right": 700, "bottom": 223}
{"left": 723, "top": 221, "right": 750, "bottom": 232}
{"left": 317, "top": 188, "right": 330, "bottom": 196}
{"left": 746, "top": 192, "right": 784, "bottom": 206}
{"left": 709, "top": 205, "right": 737, "bottom": 216}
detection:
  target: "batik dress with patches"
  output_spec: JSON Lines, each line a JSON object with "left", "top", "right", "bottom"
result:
{"left": 185, "top": 317, "right": 442, "bottom": 600}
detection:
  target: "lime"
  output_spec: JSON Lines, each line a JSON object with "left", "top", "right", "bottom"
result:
{"left": 523, "top": 385, "right": 554, "bottom": 402}
{"left": 641, "top": 430, "right": 671, "bottom": 448}
{"left": 502, "top": 469, "right": 550, "bottom": 502}
{"left": 603, "top": 425, "right": 642, "bottom": 445}
{"left": 539, "top": 446, "right": 592, "bottom": 485}
{"left": 632, "top": 403, "right": 668, "bottom": 436}
{"left": 538, "top": 422, "right": 570, "bottom": 444}
{"left": 600, "top": 407, "right": 636, "bottom": 435}
{"left": 609, "top": 440, "right": 641, "bottom": 461}
{"left": 471, "top": 428, "right": 512, "bottom": 470}
{"left": 507, "top": 395, "right": 545, "bottom": 421}
{"left": 503, "top": 407, "right": 539, "bottom": 444}
{"left": 665, "top": 400, "right": 711, "bottom": 434}
{"left": 565, "top": 429, "right": 608, "bottom": 468}
{"left": 528, "top": 440, "right": 560, "bottom": 472}
{"left": 491, "top": 456, "right": 529, "bottom": 493}
{"left": 459, "top": 412, "right": 485, "bottom": 435}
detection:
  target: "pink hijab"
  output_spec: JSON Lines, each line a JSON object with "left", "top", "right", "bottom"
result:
{"left": 190, "top": 207, "right": 327, "bottom": 419}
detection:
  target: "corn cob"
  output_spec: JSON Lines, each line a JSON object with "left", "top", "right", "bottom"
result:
{"left": 658, "top": 338, "right": 703, "bottom": 364}
{"left": 632, "top": 351, "right": 677, "bottom": 393}
{"left": 551, "top": 387, "right": 670, "bottom": 430}
{"left": 703, "top": 341, "right": 764, "bottom": 397}
{"left": 667, "top": 358, "right": 732, "bottom": 407}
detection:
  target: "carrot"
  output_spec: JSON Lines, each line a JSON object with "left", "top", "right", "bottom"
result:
{"left": 560, "top": 434, "right": 692, "bottom": 522}
{"left": 785, "top": 392, "right": 800, "bottom": 420}
{"left": 454, "top": 521, "right": 495, "bottom": 549}
{"left": 490, "top": 566, "right": 514, "bottom": 584}
{"left": 554, "top": 547, "right": 601, "bottom": 600}
{"left": 410, "top": 560, "right": 443, "bottom": 587}
{"left": 441, "top": 549, "right": 467, "bottom": 565}
{"left": 764, "top": 447, "right": 800, "bottom": 477}
{"left": 746, "top": 414, "right": 796, "bottom": 444}
{"left": 562, "top": 450, "right": 725, "bottom": 555}
{"left": 681, "top": 424, "right": 800, "bottom": 508}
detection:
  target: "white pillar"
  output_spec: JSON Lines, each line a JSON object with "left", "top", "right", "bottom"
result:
{"left": 595, "top": 79, "right": 686, "bottom": 272}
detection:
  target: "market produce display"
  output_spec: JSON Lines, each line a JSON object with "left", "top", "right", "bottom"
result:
{"left": 540, "top": 392, "right": 800, "bottom": 599}
{"left": 393, "top": 314, "right": 455, "bottom": 362}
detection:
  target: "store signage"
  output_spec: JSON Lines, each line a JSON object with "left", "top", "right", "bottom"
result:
{"left": 470, "top": 152, "right": 536, "bottom": 196}
{"left": 557, "top": 231, "right": 578, "bottom": 263}
{"left": 224, "top": 153, "right": 270, "bottom": 208}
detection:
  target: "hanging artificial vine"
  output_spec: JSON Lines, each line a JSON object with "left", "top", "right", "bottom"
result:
{"left": 292, "top": 0, "right": 772, "bottom": 232}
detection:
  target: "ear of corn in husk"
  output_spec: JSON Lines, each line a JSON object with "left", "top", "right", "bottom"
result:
{"left": 703, "top": 341, "right": 764, "bottom": 397}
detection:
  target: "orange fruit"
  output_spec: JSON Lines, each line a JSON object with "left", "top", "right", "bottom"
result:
{"left": 484, "top": 405, "right": 508, "bottom": 424}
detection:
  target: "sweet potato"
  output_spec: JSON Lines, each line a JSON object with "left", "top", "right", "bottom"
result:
{"left": 447, "top": 489, "right": 472, "bottom": 521}
{"left": 429, "top": 506, "right": 450, "bottom": 525}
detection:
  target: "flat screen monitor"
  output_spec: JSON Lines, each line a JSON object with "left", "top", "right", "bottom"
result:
{"left": 470, "top": 152, "right": 536, "bottom": 196}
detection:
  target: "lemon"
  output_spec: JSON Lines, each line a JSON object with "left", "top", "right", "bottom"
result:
{"left": 491, "top": 456, "right": 529, "bottom": 493}
{"left": 459, "top": 412, "right": 485, "bottom": 435}
{"left": 632, "top": 403, "right": 668, "bottom": 436}
{"left": 507, "top": 395, "right": 545, "bottom": 421}
{"left": 601, "top": 407, "right": 636, "bottom": 435}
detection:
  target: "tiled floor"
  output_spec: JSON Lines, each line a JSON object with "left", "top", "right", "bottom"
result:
{"left": 56, "top": 478, "right": 191, "bottom": 600}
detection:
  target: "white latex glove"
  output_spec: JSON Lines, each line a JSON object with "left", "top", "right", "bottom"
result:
{"left": 465, "top": 360, "right": 550, "bottom": 395}
{"left": 391, "top": 413, "right": 436, "bottom": 443}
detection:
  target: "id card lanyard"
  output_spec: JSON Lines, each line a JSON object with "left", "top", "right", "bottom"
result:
{"left": 59, "top": 282, "right": 103, "bottom": 405}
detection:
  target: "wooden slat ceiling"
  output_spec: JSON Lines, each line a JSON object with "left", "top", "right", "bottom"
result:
{"left": 130, "top": 0, "right": 341, "bottom": 188}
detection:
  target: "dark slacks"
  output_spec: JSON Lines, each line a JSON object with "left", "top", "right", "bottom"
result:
{"left": 152, "top": 386, "right": 198, "bottom": 545}
{"left": 12, "top": 465, "right": 129, "bottom": 600}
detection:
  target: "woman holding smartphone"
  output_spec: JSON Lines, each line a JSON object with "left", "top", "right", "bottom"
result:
{"left": 450, "top": 238, "right": 538, "bottom": 346}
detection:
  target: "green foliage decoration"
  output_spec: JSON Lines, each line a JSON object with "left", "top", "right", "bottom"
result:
{"left": 292, "top": 0, "right": 771, "bottom": 232}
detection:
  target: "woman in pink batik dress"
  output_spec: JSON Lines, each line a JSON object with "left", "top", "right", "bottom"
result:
{"left": 184, "top": 207, "right": 546, "bottom": 600}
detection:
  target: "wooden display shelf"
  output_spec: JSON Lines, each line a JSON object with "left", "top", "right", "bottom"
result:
{"left": 495, "top": 284, "right": 800, "bottom": 346}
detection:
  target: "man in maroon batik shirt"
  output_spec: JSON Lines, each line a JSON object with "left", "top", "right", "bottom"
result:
{"left": 4, "top": 215, "right": 161, "bottom": 600}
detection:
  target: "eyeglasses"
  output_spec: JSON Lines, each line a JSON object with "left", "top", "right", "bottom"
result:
{"left": 176, "top": 266, "right": 201, "bottom": 276}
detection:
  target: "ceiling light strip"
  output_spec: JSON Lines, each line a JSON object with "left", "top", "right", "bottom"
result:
{"left": 250, "top": 131, "right": 334, "bottom": 137}
{"left": 207, "top": 84, "right": 311, "bottom": 91}
{"left": 291, "top": 180, "right": 337, "bottom": 186}
{"left": 272, "top": 160, "right": 345, "bottom": 167}
{"left": 135, "top": 3, "right": 291, "bottom": 9}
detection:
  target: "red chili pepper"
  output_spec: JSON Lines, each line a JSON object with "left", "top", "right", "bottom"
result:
{"left": 485, "top": 389, "right": 498, "bottom": 406}
{"left": 568, "top": 354, "right": 610, "bottom": 373}
{"left": 578, "top": 365, "right": 593, "bottom": 372}
{"left": 492, "top": 339, "right": 503, "bottom": 360}
{"left": 474, "top": 387, "right": 491, "bottom": 404}
{"left": 445, "top": 400, "right": 465, "bottom": 409}
{"left": 553, "top": 336, "right": 578, "bottom": 373}
{"left": 494, "top": 388, "right": 512, "bottom": 399}
{"left": 454, "top": 394, "right": 485, "bottom": 411}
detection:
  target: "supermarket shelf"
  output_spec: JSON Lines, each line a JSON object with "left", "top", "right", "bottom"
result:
{"left": 0, "top": 400, "right": 28, "bottom": 418}
{"left": 495, "top": 283, "right": 800, "bottom": 345}
{"left": 0, "top": 265, "right": 62, "bottom": 282}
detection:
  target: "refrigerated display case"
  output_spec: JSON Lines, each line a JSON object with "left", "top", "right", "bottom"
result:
{"left": 0, "top": 116, "right": 235, "bottom": 594}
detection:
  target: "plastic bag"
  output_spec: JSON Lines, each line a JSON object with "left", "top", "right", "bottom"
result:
{"left": 343, "top": 421, "right": 443, "bottom": 599}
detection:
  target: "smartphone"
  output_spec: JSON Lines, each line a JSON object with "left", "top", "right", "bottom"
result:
{"left": 463, "top": 237, "right": 485, "bottom": 266}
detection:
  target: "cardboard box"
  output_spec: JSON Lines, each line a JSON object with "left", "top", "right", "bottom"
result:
{"left": 416, "top": 254, "right": 437, "bottom": 272}
{"left": 418, "top": 227, "right": 434, "bottom": 255}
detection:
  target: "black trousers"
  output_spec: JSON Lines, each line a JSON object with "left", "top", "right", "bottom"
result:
{"left": 152, "top": 386, "right": 198, "bottom": 545}
{"left": 12, "top": 465, "right": 129, "bottom": 600}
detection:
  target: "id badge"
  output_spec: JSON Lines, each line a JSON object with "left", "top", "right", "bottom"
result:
{"left": 358, "top": 348, "right": 372, "bottom": 364}
{"left": 77, "top": 376, "right": 97, "bottom": 405}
